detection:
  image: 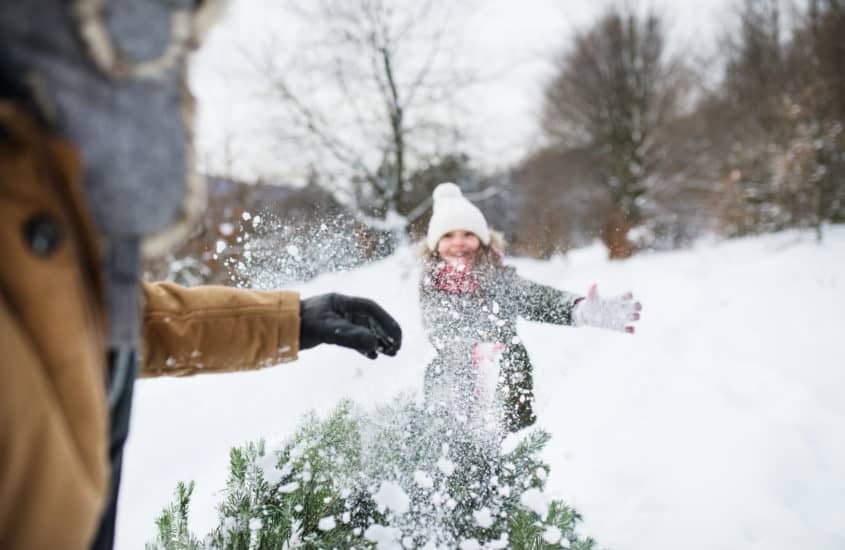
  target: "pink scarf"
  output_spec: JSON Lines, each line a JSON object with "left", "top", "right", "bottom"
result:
{"left": 432, "top": 262, "right": 479, "bottom": 294}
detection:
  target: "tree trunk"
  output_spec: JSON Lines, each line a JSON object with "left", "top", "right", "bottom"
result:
{"left": 600, "top": 208, "right": 635, "bottom": 259}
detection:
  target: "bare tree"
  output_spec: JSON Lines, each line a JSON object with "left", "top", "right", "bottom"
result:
{"left": 783, "top": 0, "right": 845, "bottom": 238}
{"left": 708, "top": 0, "right": 845, "bottom": 239}
{"left": 251, "top": 0, "right": 480, "bottom": 232}
{"left": 711, "top": 0, "right": 790, "bottom": 235}
{"left": 541, "top": 5, "right": 690, "bottom": 258}
{"left": 509, "top": 146, "right": 607, "bottom": 257}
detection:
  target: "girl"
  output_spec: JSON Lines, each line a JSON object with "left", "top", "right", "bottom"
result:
{"left": 419, "top": 183, "right": 641, "bottom": 431}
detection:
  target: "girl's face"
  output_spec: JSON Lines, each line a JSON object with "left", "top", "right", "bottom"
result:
{"left": 437, "top": 230, "right": 481, "bottom": 266}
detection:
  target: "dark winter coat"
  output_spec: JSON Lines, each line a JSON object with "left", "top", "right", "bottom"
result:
{"left": 420, "top": 262, "right": 581, "bottom": 431}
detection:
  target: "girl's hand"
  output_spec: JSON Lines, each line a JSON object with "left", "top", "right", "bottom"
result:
{"left": 573, "top": 284, "right": 642, "bottom": 333}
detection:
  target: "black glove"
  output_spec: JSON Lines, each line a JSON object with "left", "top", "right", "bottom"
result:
{"left": 299, "top": 293, "right": 402, "bottom": 359}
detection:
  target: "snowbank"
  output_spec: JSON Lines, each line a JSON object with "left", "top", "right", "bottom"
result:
{"left": 119, "top": 227, "right": 845, "bottom": 549}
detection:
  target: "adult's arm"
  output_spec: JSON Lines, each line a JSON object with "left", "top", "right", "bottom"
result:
{"left": 140, "top": 281, "right": 300, "bottom": 377}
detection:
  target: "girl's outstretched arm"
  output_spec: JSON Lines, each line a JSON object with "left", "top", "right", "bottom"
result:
{"left": 509, "top": 269, "right": 583, "bottom": 325}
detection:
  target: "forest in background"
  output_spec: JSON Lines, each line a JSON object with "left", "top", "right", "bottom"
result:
{"left": 147, "top": 0, "right": 845, "bottom": 283}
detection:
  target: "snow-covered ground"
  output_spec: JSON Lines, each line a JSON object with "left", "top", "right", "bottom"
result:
{"left": 118, "top": 227, "right": 845, "bottom": 549}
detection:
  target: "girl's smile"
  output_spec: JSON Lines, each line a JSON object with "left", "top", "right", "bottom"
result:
{"left": 437, "top": 230, "right": 481, "bottom": 267}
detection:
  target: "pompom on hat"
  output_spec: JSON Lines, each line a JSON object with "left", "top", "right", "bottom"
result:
{"left": 426, "top": 182, "right": 490, "bottom": 249}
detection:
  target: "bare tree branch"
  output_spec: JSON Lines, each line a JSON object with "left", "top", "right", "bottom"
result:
{"left": 245, "top": 0, "right": 483, "bottom": 234}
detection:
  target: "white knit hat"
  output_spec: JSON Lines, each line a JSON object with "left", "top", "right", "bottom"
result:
{"left": 426, "top": 182, "right": 490, "bottom": 249}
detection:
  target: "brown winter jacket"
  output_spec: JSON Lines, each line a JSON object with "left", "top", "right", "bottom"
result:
{"left": 0, "top": 103, "right": 300, "bottom": 548}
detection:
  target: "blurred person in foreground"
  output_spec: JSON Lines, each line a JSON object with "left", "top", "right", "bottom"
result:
{"left": 0, "top": 2, "right": 402, "bottom": 549}
{"left": 419, "top": 183, "right": 641, "bottom": 431}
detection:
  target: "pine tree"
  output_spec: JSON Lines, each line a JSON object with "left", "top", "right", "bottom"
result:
{"left": 146, "top": 481, "right": 203, "bottom": 550}
{"left": 147, "top": 397, "right": 599, "bottom": 549}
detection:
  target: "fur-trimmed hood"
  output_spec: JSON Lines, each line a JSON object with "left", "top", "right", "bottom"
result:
{"left": 0, "top": 0, "right": 229, "bottom": 258}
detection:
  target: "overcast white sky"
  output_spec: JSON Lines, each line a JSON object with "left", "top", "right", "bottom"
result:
{"left": 190, "top": 0, "right": 736, "bottom": 182}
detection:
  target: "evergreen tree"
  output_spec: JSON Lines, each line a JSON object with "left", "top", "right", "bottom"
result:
{"left": 148, "top": 398, "right": 598, "bottom": 549}
{"left": 147, "top": 481, "right": 203, "bottom": 550}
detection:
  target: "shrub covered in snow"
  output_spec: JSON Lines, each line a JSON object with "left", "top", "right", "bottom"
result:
{"left": 147, "top": 397, "right": 597, "bottom": 549}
